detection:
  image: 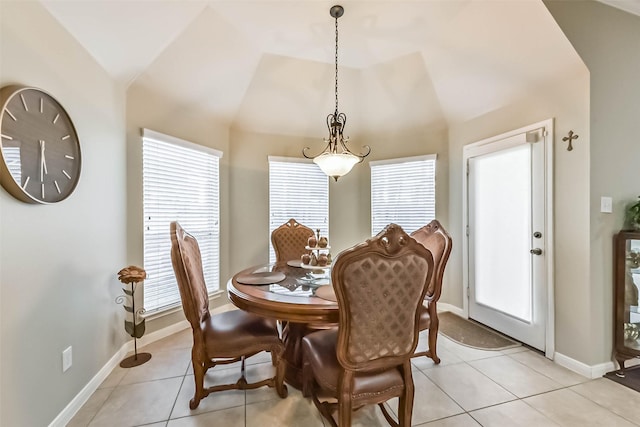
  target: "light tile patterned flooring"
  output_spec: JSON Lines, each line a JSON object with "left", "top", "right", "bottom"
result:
{"left": 68, "top": 326, "right": 640, "bottom": 426}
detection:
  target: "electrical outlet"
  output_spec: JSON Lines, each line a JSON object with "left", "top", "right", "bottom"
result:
{"left": 62, "top": 346, "right": 72, "bottom": 372}
{"left": 601, "top": 196, "right": 613, "bottom": 213}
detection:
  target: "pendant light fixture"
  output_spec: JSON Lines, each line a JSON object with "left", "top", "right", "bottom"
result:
{"left": 303, "top": 5, "right": 370, "bottom": 181}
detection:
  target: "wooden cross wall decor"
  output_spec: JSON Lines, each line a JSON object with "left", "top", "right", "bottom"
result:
{"left": 562, "top": 130, "right": 579, "bottom": 151}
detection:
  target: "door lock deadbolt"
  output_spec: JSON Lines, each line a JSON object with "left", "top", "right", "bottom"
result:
{"left": 533, "top": 232, "right": 542, "bottom": 239}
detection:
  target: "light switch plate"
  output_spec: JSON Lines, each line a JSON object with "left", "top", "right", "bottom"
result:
{"left": 62, "top": 346, "right": 72, "bottom": 372}
{"left": 601, "top": 196, "right": 613, "bottom": 213}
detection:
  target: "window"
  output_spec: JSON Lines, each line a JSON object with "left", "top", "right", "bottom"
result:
{"left": 268, "top": 156, "right": 329, "bottom": 263}
{"left": 142, "top": 129, "right": 221, "bottom": 313}
{"left": 370, "top": 154, "right": 436, "bottom": 235}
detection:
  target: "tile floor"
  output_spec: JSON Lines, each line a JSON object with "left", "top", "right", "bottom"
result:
{"left": 68, "top": 325, "right": 640, "bottom": 426}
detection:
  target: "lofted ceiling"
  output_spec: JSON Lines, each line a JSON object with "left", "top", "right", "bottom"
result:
{"left": 38, "top": 0, "right": 626, "bottom": 138}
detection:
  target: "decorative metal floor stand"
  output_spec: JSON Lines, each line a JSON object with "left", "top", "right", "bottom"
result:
{"left": 117, "top": 266, "right": 152, "bottom": 368}
{"left": 120, "top": 349, "right": 152, "bottom": 368}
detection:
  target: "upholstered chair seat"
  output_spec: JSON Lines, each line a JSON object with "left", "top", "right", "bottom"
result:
{"left": 418, "top": 309, "right": 431, "bottom": 331}
{"left": 302, "top": 329, "right": 405, "bottom": 400}
{"left": 201, "top": 310, "right": 282, "bottom": 358}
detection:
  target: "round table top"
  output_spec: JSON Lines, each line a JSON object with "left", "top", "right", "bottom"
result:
{"left": 227, "top": 262, "right": 339, "bottom": 324}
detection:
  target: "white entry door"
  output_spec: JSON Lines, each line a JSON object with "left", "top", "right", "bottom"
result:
{"left": 464, "top": 121, "right": 552, "bottom": 353}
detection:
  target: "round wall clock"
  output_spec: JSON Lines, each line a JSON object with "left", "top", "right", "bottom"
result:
{"left": 0, "top": 85, "right": 81, "bottom": 204}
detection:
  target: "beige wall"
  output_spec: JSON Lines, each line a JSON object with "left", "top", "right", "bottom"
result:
{"left": 226, "top": 128, "right": 369, "bottom": 273}
{"left": 545, "top": 0, "right": 640, "bottom": 365}
{"left": 228, "top": 126, "right": 449, "bottom": 279}
{"left": 2, "top": 1, "right": 637, "bottom": 423}
{"left": 125, "top": 84, "right": 231, "bottom": 332}
{"left": 359, "top": 124, "right": 450, "bottom": 238}
{"left": 446, "top": 71, "right": 591, "bottom": 361}
{"left": 229, "top": 130, "right": 316, "bottom": 274}
{"left": 0, "top": 2, "right": 127, "bottom": 425}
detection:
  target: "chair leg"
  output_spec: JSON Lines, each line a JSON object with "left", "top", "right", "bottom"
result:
{"left": 238, "top": 355, "right": 248, "bottom": 387}
{"left": 190, "top": 356, "right": 206, "bottom": 410}
{"left": 427, "top": 323, "right": 440, "bottom": 364}
{"left": 338, "top": 371, "right": 354, "bottom": 427}
{"left": 378, "top": 403, "right": 399, "bottom": 427}
{"left": 338, "top": 397, "right": 352, "bottom": 426}
{"left": 301, "top": 354, "right": 312, "bottom": 398}
{"left": 398, "top": 363, "right": 414, "bottom": 427}
{"left": 274, "top": 347, "right": 288, "bottom": 398}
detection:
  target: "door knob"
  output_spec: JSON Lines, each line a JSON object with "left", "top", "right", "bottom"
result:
{"left": 530, "top": 248, "right": 542, "bottom": 255}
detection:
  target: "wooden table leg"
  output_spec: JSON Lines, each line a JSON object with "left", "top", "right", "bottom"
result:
{"left": 281, "top": 322, "right": 338, "bottom": 389}
{"left": 281, "top": 322, "right": 308, "bottom": 389}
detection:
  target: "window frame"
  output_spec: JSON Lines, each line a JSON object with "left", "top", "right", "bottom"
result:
{"left": 141, "top": 128, "right": 222, "bottom": 315}
{"left": 268, "top": 156, "right": 329, "bottom": 263}
{"left": 370, "top": 153, "right": 437, "bottom": 236}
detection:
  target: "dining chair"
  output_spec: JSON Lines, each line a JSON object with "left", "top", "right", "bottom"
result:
{"left": 301, "top": 223, "right": 434, "bottom": 427}
{"left": 271, "top": 218, "right": 315, "bottom": 263}
{"left": 170, "top": 221, "right": 287, "bottom": 409}
{"left": 410, "top": 219, "right": 452, "bottom": 364}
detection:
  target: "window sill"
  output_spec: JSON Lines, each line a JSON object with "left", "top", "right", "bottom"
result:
{"left": 142, "top": 289, "right": 223, "bottom": 321}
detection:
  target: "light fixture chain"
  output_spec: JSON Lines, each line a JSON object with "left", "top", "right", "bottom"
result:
{"left": 302, "top": 5, "right": 371, "bottom": 180}
{"left": 334, "top": 14, "right": 339, "bottom": 115}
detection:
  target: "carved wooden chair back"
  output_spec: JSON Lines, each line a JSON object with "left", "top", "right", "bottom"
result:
{"left": 271, "top": 218, "right": 315, "bottom": 263}
{"left": 170, "top": 221, "right": 287, "bottom": 409}
{"left": 301, "top": 224, "right": 434, "bottom": 426}
{"left": 410, "top": 219, "right": 452, "bottom": 363}
{"left": 170, "top": 221, "right": 210, "bottom": 331}
{"left": 410, "top": 219, "right": 452, "bottom": 305}
{"left": 333, "top": 223, "right": 434, "bottom": 372}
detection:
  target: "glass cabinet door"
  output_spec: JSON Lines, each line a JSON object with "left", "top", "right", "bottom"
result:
{"left": 615, "top": 231, "right": 640, "bottom": 375}
{"left": 624, "top": 239, "right": 640, "bottom": 347}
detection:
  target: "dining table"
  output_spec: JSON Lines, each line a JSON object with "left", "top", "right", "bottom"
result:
{"left": 227, "top": 261, "right": 339, "bottom": 390}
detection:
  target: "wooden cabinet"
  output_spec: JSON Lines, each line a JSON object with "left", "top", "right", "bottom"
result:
{"left": 614, "top": 230, "right": 640, "bottom": 375}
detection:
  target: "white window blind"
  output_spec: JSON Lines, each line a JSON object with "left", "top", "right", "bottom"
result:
{"left": 370, "top": 154, "right": 437, "bottom": 236}
{"left": 142, "top": 129, "right": 222, "bottom": 313}
{"left": 269, "top": 156, "right": 329, "bottom": 263}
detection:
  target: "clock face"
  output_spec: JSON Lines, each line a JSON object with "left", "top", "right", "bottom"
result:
{"left": 0, "top": 86, "right": 81, "bottom": 204}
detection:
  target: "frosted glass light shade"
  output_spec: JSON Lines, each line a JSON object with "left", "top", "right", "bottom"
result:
{"left": 313, "top": 152, "right": 359, "bottom": 181}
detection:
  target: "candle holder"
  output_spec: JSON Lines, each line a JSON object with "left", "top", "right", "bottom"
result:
{"left": 116, "top": 265, "right": 152, "bottom": 368}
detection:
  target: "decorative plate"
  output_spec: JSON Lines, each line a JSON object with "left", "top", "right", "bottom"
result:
{"left": 235, "top": 271, "right": 286, "bottom": 285}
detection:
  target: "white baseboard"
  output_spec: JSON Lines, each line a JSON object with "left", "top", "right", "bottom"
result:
{"left": 48, "top": 344, "right": 129, "bottom": 427}
{"left": 434, "top": 308, "right": 617, "bottom": 380}
{"left": 135, "top": 319, "right": 190, "bottom": 349}
{"left": 48, "top": 316, "right": 196, "bottom": 427}
{"left": 438, "top": 303, "right": 465, "bottom": 317}
{"left": 553, "top": 351, "right": 616, "bottom": 379}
